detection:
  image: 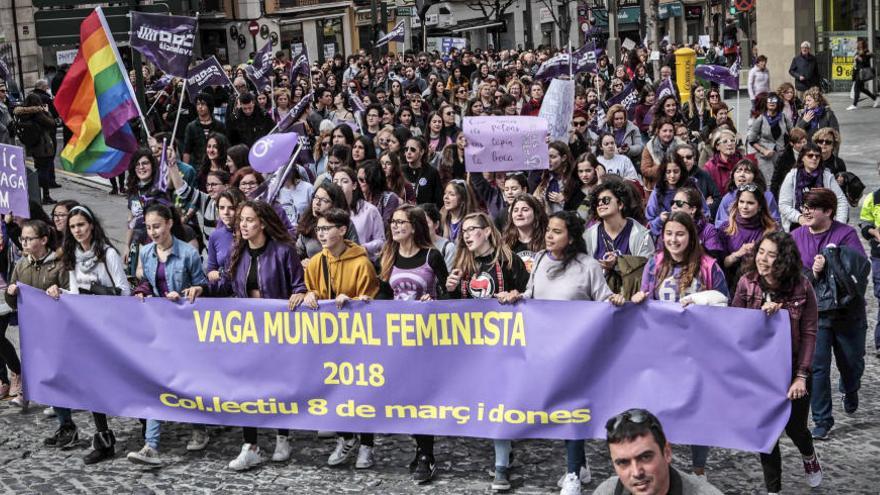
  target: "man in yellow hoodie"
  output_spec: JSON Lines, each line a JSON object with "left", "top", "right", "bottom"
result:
{"left": 292, "top": 207, "right": 380, "bottom": 469}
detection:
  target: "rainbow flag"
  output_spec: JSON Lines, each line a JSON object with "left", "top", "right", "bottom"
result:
{"left": 55, "top": 7, "right": 141, "bottom": 177}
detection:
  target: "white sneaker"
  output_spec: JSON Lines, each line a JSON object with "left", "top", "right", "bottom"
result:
{"left": 327, "top": 436, "right": 359, "bottom": 466}
{"left": 846, "top": 105, "right": 858, "bottom": 110}
{"left": 127, "top": 445, "right": 162, "bottom": 465}
{"left": 228, "top": 443, "right": 263, "bottom": 471}
{"left": 271, "top": 435, "right": 291, "bottom": 462}
{"left": 559, "top": 472, "right": 582, "bottom": 495}
{"left": 803, "top": 452, "right": 823, "bottom": 488}
{"left": 43, "top": 406, "right": 57, "bottom": 417}
{"left": 557, "top": 464, "right": 591, "bottom": 487}
{"left": 355, "top": 444, "right": 374, "bottom": 469}
{"left": 186, "top": 429, "right": 209, "bottom": 451}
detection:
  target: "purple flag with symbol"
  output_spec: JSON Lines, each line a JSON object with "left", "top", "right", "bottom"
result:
{"left": 375, "top": 20, "right": 405, "bottom": 48}
{"left": 289, "top": 51, "right": 311, "bottom": 84}
{"left": 246, "top": 42, "right": 274, "bottom": 93}
{"left": 249, "top": 132, "right": 300, "bottom": 173}
{"left": 150, "top": 73, "right": 174, "bottom": 91}
{"left": 695, "top": 57, "right": 740, "bottom": 90}
{"left": 187, "top": 56, "right": 234, "bottom": 104}
{"left": 605, "top": 80, "right": 639, "bottom": 118}
{"left": 0, "top": 144, "right": 29, "bottom": 218}
{"left": 129, "top": 12, "right": 197, "bottom": 78}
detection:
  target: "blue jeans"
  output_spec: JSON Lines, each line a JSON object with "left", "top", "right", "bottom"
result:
{"left": 811, "top": 309, "right": 867, "bottom": 428}
{"left": 565, "top": 440, "right": 586, "bottom": 474}
{"left": 145, "top": 419, "right": 161, "bottom": 449}
{"left": 494, "top": 440, "right": 511, "bottom": 468}
{"left": 871, "top": 258, "right": 880, "bottom": 350}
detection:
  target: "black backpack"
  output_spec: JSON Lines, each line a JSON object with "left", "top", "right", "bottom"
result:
{"left": 14, "top": 116, "right": 42, "bottom": 148}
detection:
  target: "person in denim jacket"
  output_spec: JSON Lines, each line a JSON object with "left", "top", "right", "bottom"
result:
{"left": 127, "top": 203, "right": 207, "bottom": 466}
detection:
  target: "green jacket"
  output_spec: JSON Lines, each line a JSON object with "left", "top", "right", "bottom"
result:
{"left": 5, "top": 251, "right": 69, "bottom": 309}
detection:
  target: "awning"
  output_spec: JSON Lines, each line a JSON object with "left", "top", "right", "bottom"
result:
{"left": 449, "top": 19, "right": 505, "bottom": 34}
{"left": 275, "top": 8, "right": 347, "bottom": 26}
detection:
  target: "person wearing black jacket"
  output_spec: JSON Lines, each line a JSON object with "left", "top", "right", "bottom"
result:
{"left": 402, "top": 136, "right": 443, "bottom": 206}
{"left": 789, "top": 41, "right": 820, "bottom": 96}
{"left": 226, "top": 92, "right": 273, "bottom": 148}
{"left": 14, "top": 94, "right": 57, "bottom": 204}
{"left": 182, "top": 92, "right": 225, "bottom": 169}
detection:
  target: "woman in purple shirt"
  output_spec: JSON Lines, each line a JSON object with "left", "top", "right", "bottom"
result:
{"left": 205, "top": 189, "right": 245, "bottom": 283}
{"left": 670, "top": 186, "right": 725, "bottom": 261}
{"left": 720, "top": 184, "right": 780, "bottom": 291}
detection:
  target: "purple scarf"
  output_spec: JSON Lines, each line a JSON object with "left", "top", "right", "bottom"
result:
{"left": 794, "top": 166, "right": 824, "bottom": 209}
{"left": 809, "top": 106, "right": 825, "bottom": 130}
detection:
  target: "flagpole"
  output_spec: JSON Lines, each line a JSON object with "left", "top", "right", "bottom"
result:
{"left": 170, "top": 80, "right": 187, "bottom": 147}
{"left": 145, "top": 89, "right": 166, "bottom": 116}
{"left": 568, "top": 40, "right": 573, "bottom": 79}
{"left": 265, "top": 144, "right": 303, "bottom": 204}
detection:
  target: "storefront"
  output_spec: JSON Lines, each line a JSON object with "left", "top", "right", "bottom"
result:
{"left": 814, "top": 0, "right": 877, "bottom": 91}
{"left": 268, "top": 1, "right": 353, "bottom": 63}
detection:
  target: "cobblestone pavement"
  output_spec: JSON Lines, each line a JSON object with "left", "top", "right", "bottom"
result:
{"left": 1, "top": 94, "right": 879, "bottom": 494}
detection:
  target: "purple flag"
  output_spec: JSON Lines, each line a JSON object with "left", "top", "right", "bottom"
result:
{"left": 248, "top": 132, "right": 300, "bottom": 173}
{"left": 375, "top": 20, "right": 405, "bottom": 48}
{"left": 289, "top": 122, "right": 315, "bottom": 177}
{"left": 573, "top": 41, "right": 599, "bottom": 75}
{"left": 0, "top": 144, "right": 29, "bottom": 218}
{"left": 605, "top": 80, "right": 639, "bottom": 118}
{"left": 275, "top": 92, "right": 313, "bottom": 133}
{"left": 150, "top": 73, "right": 174, "bottom": 91}
{"left": 129, "top": 12, "right": 197, "bottom": 78}
{"left": 654, "top": 77, "right": 677, "bottom": 102}
{"left": 187, "top": 56, "right": 234, "bottom": 104}
{"left": 534, "top": 53, "right": 573, "bottom": 81}
{"left": 155, "top": 139, "right": 168, "bottom": 192}
{"left": 288, "top": 51, "right": 311, "bottom": 84}
{"left": 246, "top": 42, "right": 274, "bottom": 93}
{"left": 18, "top": 285, "right": 791, "bottom": 453}
{"left": 696, "top": 58, "right": 740, "bottom": 90}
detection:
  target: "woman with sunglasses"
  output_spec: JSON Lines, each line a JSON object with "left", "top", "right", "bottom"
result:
{"left": 295, "top": 183, "right": 360, "bottom": 263}
{"left": 646, "top": 156, "right": 709, "bottom": 237}
{"left": 713, "top": 157, "right": 781, "bottom": 226}
{"left": 812, "top": 127, "right": 847, "bottom": 177}
{"left": 402, "top": 137, "right": 443, "bottom": 206}
{"left": 41, "top": 205, "right": 132, "bottom": 463}
{"left": 585, "top": 181, "right": 655, "bottom": 293}
{"left": 795, "top": 87, "right": 839, "bottom": 140}
{"left": 452, "top": 85, "right": 470, "bottom": 115}
{"left": 499, "top": 211, "right": 624, "bottom": 492}
{"left": 445, "top": 212, "right": 529, "bottom": 488}
{"left": 731, "top": 231, "right": 823, "bottom": 494}
{"left": 707, "top": 88, "right": 724, "bottom": 115}
{"left": 703, "top": 129, "right": 744, "bottom": 195}
{"left": 670, "top": 186, "right": 724, "bottom": 261}
{"left": 778, "top": 142, "right": 848, "bottom": 231}
{"left": 747, "top": 92, "right": 792, "bottom": 183}
{"left": 720, "top": 183, "right": 780, "bottom": 290}
{"left": 389, "top": 78, "right": 405, "bottom": 107}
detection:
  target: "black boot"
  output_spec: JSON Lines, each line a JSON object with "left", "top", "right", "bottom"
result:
{"left": 83, "top": 430, "right": 115, "bottom": 465}
{"left": 41, "top": 188, "right": 56, "bottom": 205}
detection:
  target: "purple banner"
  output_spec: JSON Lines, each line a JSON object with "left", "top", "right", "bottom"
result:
{"left": 18, "top": 284, "right": 791, "bottom": 452}
{"left": 605, "top": 79, "right": 639, "bottom": 118}
{"left": 0, "top": 144, "right": 29, "bottom": 218}
{"left": 375, "top": 20, "right": 405, "bottom": 48}
{"left": 464, "top": 116, "right": 550, "bottom": 173}
{"left": 187, "top": 56, "right": 233, "bottom": 104}
{"left": 288, "top": 52, "right": 311, "bottom": 84}
{"left": 695, "top": 61, "right": 740, "bottom": 90}
{"left": 534, "top": 53, "right": 573, "bottom": 81}
{"left": 129, "top": 12, "right": 197, "bottom": 78}
{"left": 246, "top": 42, "right": 274, "bottom": 93}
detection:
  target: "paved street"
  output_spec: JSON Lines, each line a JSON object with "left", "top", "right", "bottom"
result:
{"left": 0, "top": 93, "right": 878, "bottom": 494}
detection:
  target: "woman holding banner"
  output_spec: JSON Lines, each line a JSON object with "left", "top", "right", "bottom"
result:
{"left": 498, "top": 211, "right": 625, "bottom": 493}
{"left": 44, "top": 205, "right": 131, "bottom": 464}
{"left": 732, "top": 231, "right": 823, "bottom": 493}
{"left": 211, "top": 200, "right": 307, "bottom": 470}
{"left": 445, "top": 212, "right": 529, "bottom": 490}
{"left": 126, "top": 203, "right": 206, "bottom": 466}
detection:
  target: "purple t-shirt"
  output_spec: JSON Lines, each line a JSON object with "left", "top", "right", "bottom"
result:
{"left": 791, "top": 221, "right": 865, "bottom": 270}
{"left": 155, "top": 261, "right": 169, "bottom": 297}
{"left": 594, "top": 219, "right": 634, "bottom": 260}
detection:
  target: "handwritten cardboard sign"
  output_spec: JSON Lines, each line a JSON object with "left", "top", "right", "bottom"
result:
{"left": 463, "top": 116, "right": 549, "bottom": 173}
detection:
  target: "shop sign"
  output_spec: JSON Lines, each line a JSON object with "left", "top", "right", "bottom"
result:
{"left": 830, "top": 35, "right": 857, "bottom": 81}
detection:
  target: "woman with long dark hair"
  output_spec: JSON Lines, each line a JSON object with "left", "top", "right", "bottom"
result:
{"left": 534, "top": 141, "right": 574, "bottom": 215}
{"left": 44, "top": 205, "right": 131, "bottom": 463}
{"left": 216, "top": 200, "right": 306, "bottom": 470}
{"left": 498, "top": 211, "right": 624, "bottom": 492}
{"left": 732, "top": 231, "right": 823, "bottom": 492}
{"left": 333, "top": 166, "right": 385, "bottom": 259}
{"left": 670, "top": 186, "right": 724, "bottom": 262}
{"left": 356, "top": 160, "right": 400, "bottom": 224}
{"left": 645, "top": 155, "right": 706, "bottom": 237}
{"left": 351, "top": 135, "right": 376, "bottom": 169}
{"left": 501, "top": 194, "right": 548, "bottom": 273}
{"left": 720, "top": 184, "right": 779, "bottom": 288}
{"left": 715, "top": 158, "right": 781, "bottom": 228}
{"left": 563, "top": 152, "right": 601, "bottom": 221}
{"left": 205, "top": 189, "right": 246, "bottom": 284}
{"left": 380, "top": 152, "right": 416, "bottom": 205}
{"left": 440, "top": 179, "right": 480, "bottom": 241}
{"left": 198, "top": 132, "right": 230, "bottom": 190}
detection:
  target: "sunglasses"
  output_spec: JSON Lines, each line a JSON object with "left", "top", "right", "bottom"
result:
{"left": 672, "top": 199, "right": 692, "bottom": 208}
{"left": 572, "top": 120, "right": 588, "bottom": 127}
{"left": 814, "top": 139, "right": 834, "bottom": 145}
{"left": 597, "top": 196, "right": 614, "bottom": 205}
{"left": 605, "top": 409, "right": 655, "bottom": 435}
{"left": 737, "top": 183, "right": 759, "bottom": 193}
{"left": 803, "top": 152, "right": 820, "bottom": 159}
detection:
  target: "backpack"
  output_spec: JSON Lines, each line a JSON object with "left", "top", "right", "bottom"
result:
{"left": 14, "top": 116, "right": 43, "bottom": 148}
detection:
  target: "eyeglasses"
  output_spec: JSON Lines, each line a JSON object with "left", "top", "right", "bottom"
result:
{"left": 389, "top": 219, "right": 411, "bottom": 227}
{"left": 321, "top": 141, "right": 331, "bottom": 148}
{"left": 52, "top": 212, "right": 69, "bottom": 219}
{"left": 461, "top": 225, "right": 487, "bottom": 235}
{"left": 597, "top": 196, "right": 614, "bottom": 205}
{"left": 20, "top": 236, "right": 41, "bottom": 244}
{"left": 737, "top": 183, "right": 758, "bottom": 193}
{"left": 814, "top": 139, "right": 834, "bottom": 145}
{"left": 672, "top": 199, "right": 692, "bottom": 208}
{"left": 679, "top": 153, "right": 694, "bottom": 160}
{"left": 315, "top": 225, "right": 341, "bottom": 233}
{"left": 313, "top": 196, "right": 332, "bottom": 205}
{"left": 605, "top": 409, "right": 655, "bottom": 435}
{"left": 572, "top": 120, "right": 588, "bottom": 127}
{"left": 800, "top": 205, "right": 816, "bottom": 213}
{"left": 803, "top": 152, "right": 820, "bottom": 159}
{"left": 719, "top": 138, "right": 736, "bottom": 145}
{"left": 239, "top": 180, "right": 259, "bottom": 187}
{"left": 709, "top": 94, "right": 720, "bottom": 98}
